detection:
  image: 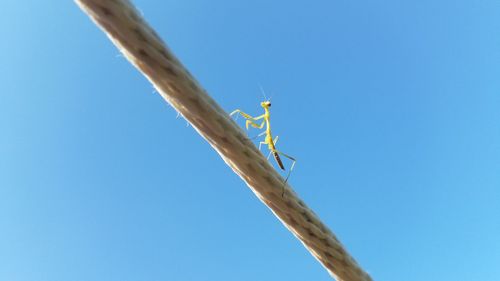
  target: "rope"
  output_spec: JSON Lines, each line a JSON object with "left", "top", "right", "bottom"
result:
{"left": 75, "top": 1, "right": 372, "bottom": 280}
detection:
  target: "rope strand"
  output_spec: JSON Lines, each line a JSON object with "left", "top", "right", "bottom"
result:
{"left": 75, "top": 1, "right": 372, "bottom": 280}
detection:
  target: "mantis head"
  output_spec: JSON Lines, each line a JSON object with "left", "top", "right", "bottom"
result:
{"left": 260, "top": 100, "right": 271, "bottom": 109}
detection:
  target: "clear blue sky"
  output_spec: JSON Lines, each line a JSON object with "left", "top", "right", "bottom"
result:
{"left": 1, "top": 1, "right": 499, "bottom": 280}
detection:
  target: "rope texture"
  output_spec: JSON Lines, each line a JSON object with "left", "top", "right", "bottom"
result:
{"left": 75, "top": 1, "right": 372, "bottom": 280}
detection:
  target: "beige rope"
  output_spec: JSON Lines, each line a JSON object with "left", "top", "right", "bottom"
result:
{"left": 75, "top": 1, "right": 372, "bottom": 280}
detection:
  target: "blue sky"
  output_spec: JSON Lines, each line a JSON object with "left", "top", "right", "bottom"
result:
{"left": 1, "top": 0, "right": 499, "bottom": 280}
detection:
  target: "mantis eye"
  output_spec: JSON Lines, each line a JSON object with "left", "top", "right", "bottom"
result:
{"left": 267, "top": 102, "right": 271, "bottom": 107}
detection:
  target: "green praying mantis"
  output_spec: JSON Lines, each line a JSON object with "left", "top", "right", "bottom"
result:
{"left": 230, "top": 98, "right": 296, "bottom": 187}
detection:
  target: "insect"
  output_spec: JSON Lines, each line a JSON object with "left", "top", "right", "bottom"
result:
{"left": 230, "top": 100, "right": 296, "bottom": 188}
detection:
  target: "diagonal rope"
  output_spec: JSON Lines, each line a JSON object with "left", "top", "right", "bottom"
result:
{"left": 75, "top": 1, "right": 372, "bottom": 280}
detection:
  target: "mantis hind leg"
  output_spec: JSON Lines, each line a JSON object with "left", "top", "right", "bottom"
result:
{"left": 274, "top": 149, "right": 296, "bottom": 197}
{"left": 275, "top": 150, "right": 296, "bottom": 175}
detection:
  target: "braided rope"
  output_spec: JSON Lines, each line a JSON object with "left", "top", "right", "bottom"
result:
{"left": 75, "top": 1, "right": 372, "bottom": 280}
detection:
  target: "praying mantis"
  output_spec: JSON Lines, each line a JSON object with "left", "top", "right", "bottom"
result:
{"left": 230, "top": 100, "right": 296, "bottom": 185}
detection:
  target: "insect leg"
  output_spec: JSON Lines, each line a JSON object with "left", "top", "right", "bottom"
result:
{"left": 230, "top": 109, "right": 253, "bottom": 119}
{"left": 259, "top": 141, "right": 266, "bottom": 151}
{"left": 274, "top": 149, "right": 296, "bottom": 197}
{"left": 276, "top": 150, "right": 296, "bottom": 173}
{"left": 246, "top": 119, "right": 265, "bottom": 130}
{"left": 230, "top": 110, "right": 266, "bottom": 129}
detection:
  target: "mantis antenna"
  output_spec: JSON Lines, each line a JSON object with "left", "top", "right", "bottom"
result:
{"left": 259, "top": 84, "right": 268, "bottom": 101}
{"left": 75, "top": 1, "right": 372, "bottom": 280}
{"left": 258, "top": 84, "right": 273, "bottom": 102}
